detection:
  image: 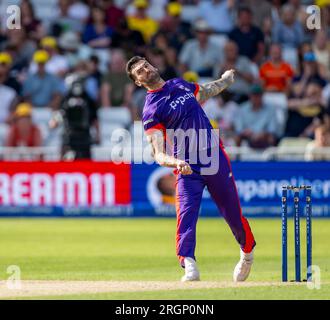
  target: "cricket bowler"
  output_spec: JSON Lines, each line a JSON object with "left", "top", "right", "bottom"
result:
{"left": 126, "top": 56, "right": 256, "bottom": 282}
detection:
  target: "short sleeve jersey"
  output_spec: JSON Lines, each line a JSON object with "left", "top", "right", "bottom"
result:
{"left": 142, "top": 78, "right": 220, "bottom": 170}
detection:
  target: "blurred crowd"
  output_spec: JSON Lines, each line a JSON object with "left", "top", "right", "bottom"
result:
{"left": 0, "top": 0, "right": 330, "bottom": 159}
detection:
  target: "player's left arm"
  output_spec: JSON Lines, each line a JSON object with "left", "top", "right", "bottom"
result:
{"left": 196, "top": 69, "right": 235, "bottom": 104}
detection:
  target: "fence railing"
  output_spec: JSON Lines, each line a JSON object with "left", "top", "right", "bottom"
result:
{"left": 0, "top": 147, "right": 61, "bottom": 161}
{"left": 0, "top": 146, "right": 330, "bottom": 161}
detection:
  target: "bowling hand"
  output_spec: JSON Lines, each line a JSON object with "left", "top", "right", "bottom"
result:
{"left": 177, "top": 160, "right": 193, "bottom": 175}
{"left": 221, "top": 69, "right": 235, "bottom": 87}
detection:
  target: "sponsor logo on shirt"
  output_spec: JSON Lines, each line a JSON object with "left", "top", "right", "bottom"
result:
{"left": 169, "top": 92, "right": 195, "bottom": 110}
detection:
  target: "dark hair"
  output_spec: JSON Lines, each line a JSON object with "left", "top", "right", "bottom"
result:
{"left": 149, "top": 47, "right": 164, "bottom": 56}
{"left": 238, "top": 6, "right": 252, "bottom": 16}
{"left": 90, "top": 55, "right": 99, "bottom": 64}
{"left": 21, "top": 0, "right": 36, "bottom": 20}
{"left": 126, "top": 56, "right": 146, "bottom": 81}
{"left": 118, "top": 18, "right": 128, "bottom": 29}
{"left": 90, "top": 5, "right": 107, "bottom": 24}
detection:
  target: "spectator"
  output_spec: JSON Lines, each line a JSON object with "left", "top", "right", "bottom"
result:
{"left": 100, "top": 49, "right": 134, "bottom": 107}
{"left": 272, "top": 4, "right": 305, "bottom": 70}
{"left": 29, "top": 36, "right": 69, "bottom": 77}
{"left": 0, "top": 29, "right": 6, "bottom": 48}
{"left": 0, "top": 59, "right": 17, "bottom": 123}
{"left": 228, "top": 6, "right": 265, "bottom": 64}
{"left": 129, "top": 87, "right": 147, "bottom": 121}
{"left": 150, "top": 32, "right": 177, "bottom": 68}
{"left": 182, "top": 70, "right": 199, "bottom": 84}
{"left": 216, "top": 40, "right": 256, "bottom": 103}
{"left": 150, "top": 31, "right": 168, "bottom": 51}
{"left": 50, "top": 74, "right": 99, "bottom": 160}
{"left": 0, "top": 52, "right": 22, "bottom": 95}
{"left": 0, "top": 28, "right": 36, "bottom": 73}
{"left": 145, "top": 0, "right": 169, "bottom": 21}
{"left": 5, "top": 103, "right": 42, "bottom": 148}
{"left": 179, "top": 20, "right": 222, "bottom": 77}
{"left": 68, "top": 0, "right": 90, "bottom": 25}
{"left": 51, "top": 0, "right": 85, "bottom": 36}
{"left": 234, "top": 84, "right": 278, "bottom": 148}
{"left": 20, "top": 0, "right": 45, "bottom": 42}
{"left": 259, "top": 43, "right": 295, "bottom": 94}
{"left": 202, "top": 89, "right": 239, "bottom": 147}
{"left": 240, "top": 0, "right": 272, "bottom": 29}
{"left": 146, "top": 47, "right": 177, "bottom": 81}
{"left": 70, "top": 59, "right": 100, "bottom": 102}
{"left": 288, "top": 0, "right": 309, "bottom": 22}
{"left": 197, "top": 0, "right": 235, "bottom": 34}
{"left": 159, "top": 2, "right": 193, "bottom": 52}
{"left": 82, "top": 5, "right": 113, "bottom": 49}
{"left": 58, "top": 31, "right": 93, "bottom": 69}
{"left": 125, "top": 0, "right": 168, "bottom": 22}
{"left": 312, "top": 30, "right": 330, "bottom": 80}
{"left": 305, "top": 124, "right": 330, "bottom": 161}
{"left": 23, "top": 50, "right": 65, "bottom": 109}
{"left": 296, "top": 42, "right": 313, "bottom": 75}
{"left": 127, "top": 0, "right": 159, "bottom": 43}
{"left": 102, "top": 0, "right": 125, "bottom": 29}
{"left": 87, "top": 55, "right": 102, "bottom": 89}
{"left": 261, "top": 17, "right": 274, "bottom": 57}
{"left": 110, "top": 18, "right": 145, "bottom": 58}
{"left": 324, "top": 3, "right": 330, "bottom": 38}
{"left": 269, "top": 0, "right": 283, "bottom": 24}
{"left": 285, "top": 81, "right": 329, "bottom": 138}
{"left": 292, "top": 52, "right": 328, "bottom": 99}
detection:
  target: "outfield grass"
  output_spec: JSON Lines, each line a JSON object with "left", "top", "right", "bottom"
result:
{"left": 0, "top": 218, "right": 329, "bottom": 299}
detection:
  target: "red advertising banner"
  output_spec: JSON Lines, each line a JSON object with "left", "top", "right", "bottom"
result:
{"left": 0, "top": 162, "right": 130, "bottom": 206}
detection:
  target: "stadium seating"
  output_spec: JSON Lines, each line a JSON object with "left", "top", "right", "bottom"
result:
{"left": 181, "top": 5, "right": 200, "bottom": 23}
{"left": 31, "top": 108, "right": 62, "bottom": 147}
{"left": 262, "top": 92, "right": 288, "bottom": 137}
{"left": 98, "top": 106, "right": 132, "bottom": 128}
{"left": 278, "top": 137, "right": 312, "bottom": 148}
{"left": 0, "top": 123, "right": 9, "bottom": 146}
{"left": 32, "top": 107, "right": 52, "bottom": 124}
{"left": 274, "top": 137, "right": 312, "bottom": 160}
{"left": 210, "top": 34, "right": 228, "bottom": 52}
{"left": 98, "top": 106, "right": 132, "bottom": 147}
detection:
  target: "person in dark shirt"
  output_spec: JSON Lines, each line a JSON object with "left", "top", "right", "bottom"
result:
{"left": 1, "top": 28, "right": 37, "bottom": 73}
{"left": 111, "top": 18, "right": 146, "bottom": 57}
{"left": 291, "top": 51, "right": 328, "bottom": 98}
{"left": 228, "top": 6, "right": 264, "bottom": 64}
{"left": 285, "top": 81, "right": 329, "bottom": 138}
{"left": 20, "top": 0, "right": 44, "bottom": 42}
{"left": 0, "top": 52, "right": 22, "bottom": 95}
{"left": 82, "top": 5, "right": 113, "bottom": 49}
{"left": 87, "top": 55, "right": 102, "bottom": 89}
{"left": 159, "top": 2, "right": 193, "bottom": 53}
{"left": 146, "top": 47, "right": 177, "bottom": 81}
{"left": 50, "top": 75, "right": 99, "bottom": 160}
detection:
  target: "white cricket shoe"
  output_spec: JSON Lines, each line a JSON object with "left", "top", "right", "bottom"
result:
{"left": 233, "top": 248, "right": 254, "bottom": 282}
{"left": 181, "top": 257, "right": 200, "bottom": 282}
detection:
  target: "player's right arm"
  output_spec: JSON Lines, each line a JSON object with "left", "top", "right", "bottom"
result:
{"left": 196, "top": 69, "right": 235, "bottom": 103}
{"left": 146, "top": 130, "right": 192, "bottom": 175}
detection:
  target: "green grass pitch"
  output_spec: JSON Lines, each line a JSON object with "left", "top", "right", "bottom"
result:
{"left": 0, "top": 218, "right": 329, "bottom": 299}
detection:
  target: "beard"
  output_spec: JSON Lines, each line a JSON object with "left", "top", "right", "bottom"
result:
{"left": 145, "top": 70, "right": 161, "bottom": 85}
